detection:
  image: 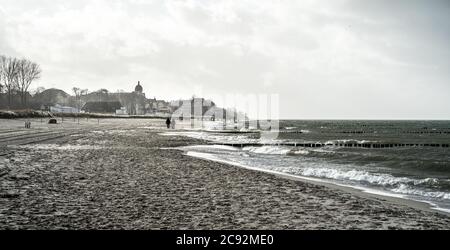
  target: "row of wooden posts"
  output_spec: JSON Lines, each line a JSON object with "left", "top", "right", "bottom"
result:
{"left": 214, "top": 142, "right": 450, "bottom": 148}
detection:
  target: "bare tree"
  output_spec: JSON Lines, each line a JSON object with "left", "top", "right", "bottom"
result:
{"left": 16, "top": 58, "right": 41, "bottom": 107}
{"left": 73, "top": 87, "right": 80, "bottom": 96}
{"left": 73, "top": 87, "right": 88, "bottom": 111}
{"left": 0, "top": 56, "right": 20, "bottom": 108}
{"left": 73, "top": 87, "right": 81, "bottom": 110}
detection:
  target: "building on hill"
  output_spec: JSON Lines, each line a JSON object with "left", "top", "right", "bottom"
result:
{"left": 115, "top": 107, "right": 128, "bottom": 115}
{"left": 110, "top": 81, "right": 170, "bottom": 115}
{"left": 2, "top": 81, "right": 229, "bottom": 116}
{"left": 50, "top": 104, "right": 80, "bottom": 114}
{"left": 112, "top": 91, "right": 146, "bottom": 115}
{"left": 134, "top": 81, "right": 143, "bottom": 94}
{"left": 82, "top": 101, "right": 122, "bottom": 113}
{"left": 148, "top": 98, "right": 171, "bottom": 114}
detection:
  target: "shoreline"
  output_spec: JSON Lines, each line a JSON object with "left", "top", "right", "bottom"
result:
{"left": 182, "top": 149, "right": 445, "bottom": 215}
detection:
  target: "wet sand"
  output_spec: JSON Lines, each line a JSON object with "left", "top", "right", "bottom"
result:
{"left": 1, "top": 118, "right": 449, "bottom": 229}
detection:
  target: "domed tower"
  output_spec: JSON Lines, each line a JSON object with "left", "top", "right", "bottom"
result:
{"left": 134, "top": 81, "right": 143, "bottom": 94}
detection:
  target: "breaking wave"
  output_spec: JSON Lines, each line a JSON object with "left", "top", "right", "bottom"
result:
{"left": 391, "top": 184, "right": 450, "bottom": 200}
{"left": 298, "top": 167, "right": 441, "bottom": 188}
{"left": 243, "top": 146, "right": 292, "bottom": 155}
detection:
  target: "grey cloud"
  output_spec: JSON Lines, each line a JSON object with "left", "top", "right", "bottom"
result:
{"left": 0, "top": 0, "right": 449, "bottom": 118}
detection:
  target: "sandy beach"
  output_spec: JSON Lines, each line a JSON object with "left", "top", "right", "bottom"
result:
{"left": 1, "top": 118, "right": 449, "bottom": 229}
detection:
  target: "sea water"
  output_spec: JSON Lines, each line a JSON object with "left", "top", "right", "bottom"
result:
{"left": 164, "top": 120, "right": 450, "bottom": 213}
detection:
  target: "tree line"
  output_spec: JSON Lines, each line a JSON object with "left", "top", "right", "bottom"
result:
{"left": 0, "top": 55, "right": 42, "bottom": 109}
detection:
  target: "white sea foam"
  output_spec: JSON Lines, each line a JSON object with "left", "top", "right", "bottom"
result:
{"left": 302, "top": 147, "right": 337, "bottom": 155}
{"left": 324, "top": 139, "right": 378, "bottom": 144}
{"left": 243, "top": 146, "right": 292, "bottom": 155}
{"left": 391, "top": 184, "right": 450, "bottom": 200}
{"left": 181, "top": 145, "right": 239, "bottom": 151}
{"left": 160, "top": 131, "right": 206, "bottom": 138}
{"left": 299, "top": 167, "right": 439, "bottom": 188}
{"left": 290, "top": 149, "right": 310, "bottom": 155}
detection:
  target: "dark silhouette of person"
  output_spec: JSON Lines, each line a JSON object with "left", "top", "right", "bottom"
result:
{"left": 166, "top": 118, "right": 171, "bottom": 129}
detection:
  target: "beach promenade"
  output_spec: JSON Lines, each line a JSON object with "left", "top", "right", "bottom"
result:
{"left": 1, "top": 118, "right": 449, "bottom": 229}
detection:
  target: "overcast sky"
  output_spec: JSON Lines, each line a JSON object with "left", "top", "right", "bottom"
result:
{"left": 0, "top": 0, "right": 449, "bottom": 119}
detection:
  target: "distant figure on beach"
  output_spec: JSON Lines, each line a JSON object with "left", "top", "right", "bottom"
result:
{"left": 166, "top": 118, "right": 171, "bottom": 129}
{"left": 171, "top": 118, "right": 176, "bottom": 129}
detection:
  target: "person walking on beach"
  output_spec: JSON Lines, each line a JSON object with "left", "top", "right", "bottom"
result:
{"left": 166, "top": 117, "right": 171, "bottom": 129}
{"left": 171, "top": 118, "right": 176, "bottom": 129}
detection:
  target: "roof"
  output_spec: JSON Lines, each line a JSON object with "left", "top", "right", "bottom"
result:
{"left": 82, "top": 101, "right": 122, "bottom": 113}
